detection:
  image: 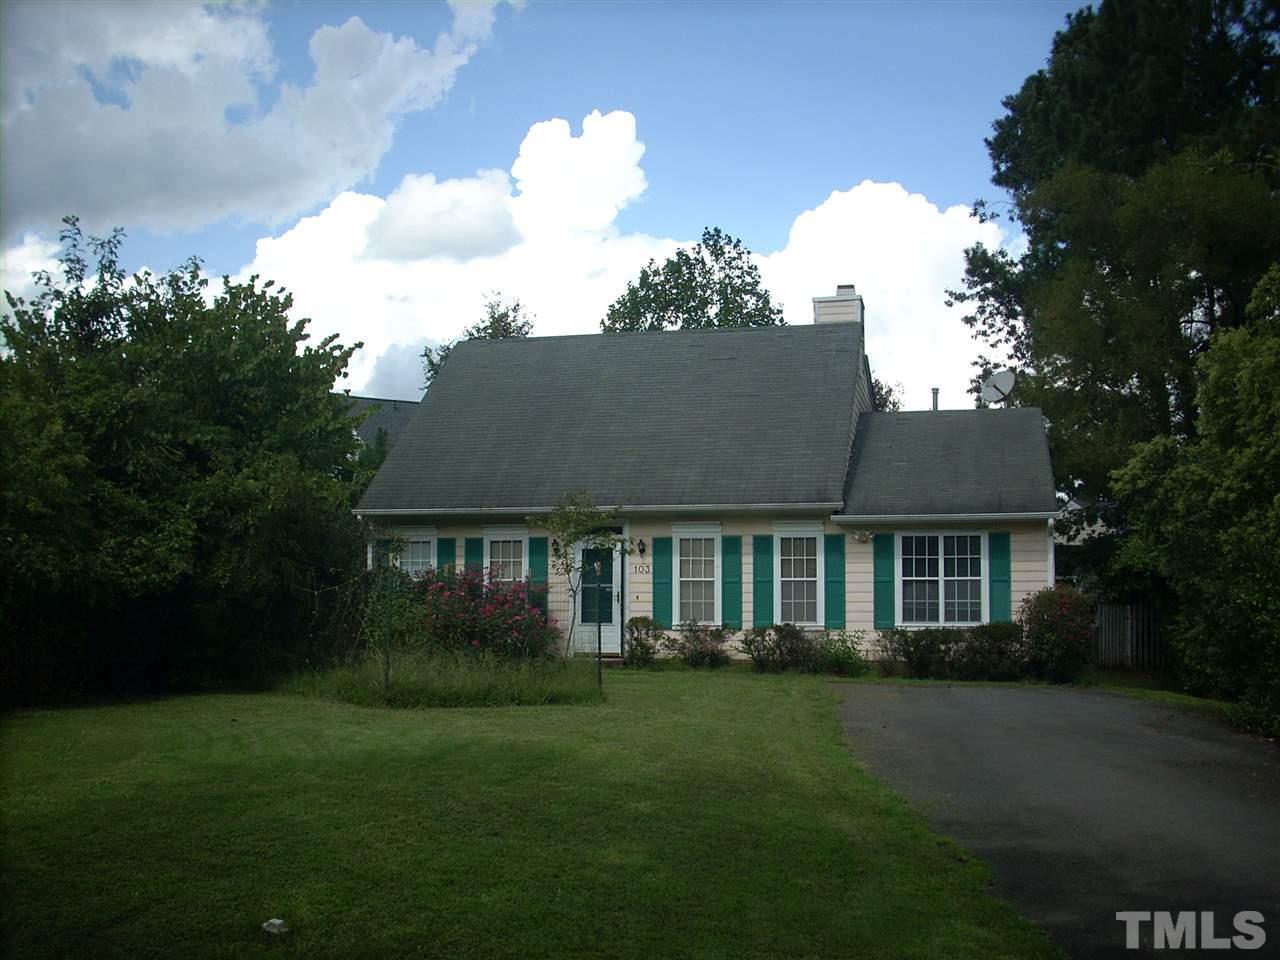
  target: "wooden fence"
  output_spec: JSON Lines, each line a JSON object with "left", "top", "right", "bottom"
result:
{"left": 1093, "top": 602, "right": 1165, "bottom": 671}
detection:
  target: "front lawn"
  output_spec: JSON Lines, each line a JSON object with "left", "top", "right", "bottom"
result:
{"left": 2, "top": 672, "right": 1059, "bottom": 959}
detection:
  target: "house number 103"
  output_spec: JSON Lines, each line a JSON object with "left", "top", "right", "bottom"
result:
{"left": 632, "top": 564, "right": 651, "bottom": 575}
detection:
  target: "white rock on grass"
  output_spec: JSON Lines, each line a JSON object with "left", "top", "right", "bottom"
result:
{"left": 261, "top": 919, "right": 289, "bottom": 935}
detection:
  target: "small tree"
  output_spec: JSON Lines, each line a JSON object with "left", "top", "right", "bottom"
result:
{"left": 362, "top": 563, "right": 419, "bottom": 697}
{"left": 532, "top": 491, "right": 626, "bottom": 657}
{"left": 422, "top": 293, "right": 534, "bottom": 389}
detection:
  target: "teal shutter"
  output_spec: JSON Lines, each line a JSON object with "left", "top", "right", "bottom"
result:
{"left": 824, "top": 534, "right": 846, "bottom": 629}
{"left": 989, "top": 532, "right": 1012, "bottom": 622}
{"left": 436, "top": 537, "right": 456, "bottom": 573}
{"left": 873, "top": 534, "right": 895, "bottom": 629}
{"left": 721, "top": 535, "right": 742, "bottom": 628}
{"left": 752, "top": 535, "right": 773, "bottom": 627}
{"left": 464, "top": 537, "right": 483, "bottom": 573}
{"left": 652, "top": 537, "right": 672, "bottom": 628}
{"left": 529, "top": 537, "right": 549, "bottom": 613}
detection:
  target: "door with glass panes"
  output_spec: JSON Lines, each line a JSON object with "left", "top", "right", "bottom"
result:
{"left": 575, "top": 540, "right": 622, "bottom": 654}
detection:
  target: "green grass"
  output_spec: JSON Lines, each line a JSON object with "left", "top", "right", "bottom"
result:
{"left": 1088, "top": 684, "right": 1235, "bottom": 719}
{"left": 846, "top": 668, "right": 1237, "bottom": 723}
{"left": 1078, "top": 668, "right": 1172, "bottom": 690}
{"left": 2, "top": 672, "right": 1060, "bottom": 959}
{"left": 281, "top": 650, "right": 605, "bottom": 708}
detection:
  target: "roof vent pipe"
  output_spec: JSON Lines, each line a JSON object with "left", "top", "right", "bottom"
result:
{"left": 931, "top": 387, "right": 939, "bottom": 411}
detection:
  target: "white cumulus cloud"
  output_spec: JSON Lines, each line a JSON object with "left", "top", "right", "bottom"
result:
{"left": 226, "top": 110, "right": 1012, "bottom": 406}
{"left": 366, "top": 169, "right": 520, "bottom": 262}
{"left": 0, "top": 233, "right": 61, "bottom": 306}
{"left": 0, "top": 0, "right": 510, "bottom": 240}
{"left": 759, "top": 181, "right": 1008, "bottom": 410}
{"left": 509, "top": 111, "right": 648, "bottom": 238}
{"left": 238, "top": 110, "right": 676, "bottom": 394}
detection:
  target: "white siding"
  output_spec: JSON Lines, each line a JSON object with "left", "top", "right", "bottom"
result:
{"left": 838, "top": 520, "right": 1050, "bottom": 636}
{"left": 374, "top": 517, "right": 1051, "bottom": 653}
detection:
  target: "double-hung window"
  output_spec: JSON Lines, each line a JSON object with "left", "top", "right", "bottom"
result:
{"left": 673, "top": 524, "right": 720, "bottom": 625}
{"left": 379, "top": 526, "right": 434, "bottom": 575}
{"left": 484, "top": 528, "right": 527, "bottom": 588}
{"left": 943, "top": 535, "right": 982, "bottom": 622}
{"left": 779, "top": 536, "right": 818, "bottom": 624}
{"left": 400, "top": 537, "right": 434, "bottom": 577}
{"left": 774, "top": 523, "right": 823, "bottom": 625}
{"left": 899, "top": 533, "right": 984, "bottom": 625}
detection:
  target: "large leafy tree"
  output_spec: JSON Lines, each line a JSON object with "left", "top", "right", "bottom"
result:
{"left": 987, "top": 0, "right": 1278, "bottom": 203}
{"left": 949, "top": 0, "right": 1280, "bottom": 521}
{"left": 601, "top": 227, "right": 783, "bottom": 332}
{"left": 1, "top": 218, "right": 366, "bottom": 701}
{"left": 1112, "top": 266, "right": 1280, "bottom": 732}
{"left": 422, "top": 293, "right": 533, "bottom": 389}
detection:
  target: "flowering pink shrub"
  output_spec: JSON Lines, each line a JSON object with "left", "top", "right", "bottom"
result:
{"left": 412, "top": 568, "right": 557, "bottom": 660}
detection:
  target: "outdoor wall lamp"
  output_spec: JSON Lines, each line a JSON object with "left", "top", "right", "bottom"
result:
{"left": 636, "top": 538, "right": 646, "bottom": 557}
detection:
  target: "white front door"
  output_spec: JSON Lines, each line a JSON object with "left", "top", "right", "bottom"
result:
{"left": 574, "top": 539, "right": 622, "bottom": 654}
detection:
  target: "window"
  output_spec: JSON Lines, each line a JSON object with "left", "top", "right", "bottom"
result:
{"left": 483, "top": 527, "right": 529, "bottom": 588}
{"left": 773, "top": 523, "right": 824, "bottom": 625}
{"left": 400, "top": 538, "right": 434, "bottom": 577}
{"left": 673, "top": 524, "right": 721, "bottom": 624}
{"left": 386, "top": 527, "right": 435, "bottom": 575}
{"left": 943, "top": 535, "right": 982, "bottom": 622}
{"left": 779, "top": 535, "right": 818, "bottom": 624}
{"left": 899, "top": 533, "right": 984, "bottom": 625}
{"left": 487, "top": 539, "right": 524, "bottom": 586}
{"left": 901, "top": 535, "right": 939, "bottom": 622}
{"left": 679, "top": 537, "right": 716, "bottom": 623}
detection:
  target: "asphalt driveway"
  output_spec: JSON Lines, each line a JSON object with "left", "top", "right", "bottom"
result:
{"left": 839, "top": 685, "right": 1280, "bottom": 958}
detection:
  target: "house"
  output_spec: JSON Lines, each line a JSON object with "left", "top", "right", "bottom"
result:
{"left": 355, "top": 285, "right": 1058, "bottom": 654}
{"left": 346, "top": 395, "right": 420, "bottom": 449}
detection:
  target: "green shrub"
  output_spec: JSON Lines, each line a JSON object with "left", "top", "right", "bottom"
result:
{"left": 809, "top": 631, "right": 869, "bottom": 677}
{"left": 1226, "top": 688, "right": 1280, "bottom": 739}
{"left": 664, "top": 622, "right": 733, "bottom": 668}
{"left": 952, "top": 623, "right": 1026, "bottom": 681}
{"left": 872, "top": 630, "right": 905, "bottom": 676}
{"left": 877, "top": 625, "right": 1025, "bottom": 681}
{"left": 283, "top": 650, "right": 604, "bottom": 708}
{"left": 888, "top": 628, "right": 956, "bottom": 679}
{"left": 739, "top": 624, "right": 814, "bottom": 672}
{"left": 1019, "top": 586, "right": 1095, "bottom": 683}
{"left": 622, "top": 616, "right": 662, "bottom": 668}
{"left": 737, "top": 627, "right": 771, "bottom": 670}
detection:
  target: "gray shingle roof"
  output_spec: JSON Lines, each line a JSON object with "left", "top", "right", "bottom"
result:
{"left": 347, "top": 395, "right": 420, "bottom": 448}
{"left": 838, "top": 409, "right": 1058, "bottom": 518}
{"left": 357, "top": 323, "right": 869, "bottom": 513}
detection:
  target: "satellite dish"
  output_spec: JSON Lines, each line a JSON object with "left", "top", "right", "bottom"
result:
{"left": 980, "top": 369, "right": 1017, "bottom": 404}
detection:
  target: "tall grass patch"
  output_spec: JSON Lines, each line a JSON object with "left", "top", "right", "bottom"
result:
{"left": 283, "top": 650, "right": 603, "bottom": 708}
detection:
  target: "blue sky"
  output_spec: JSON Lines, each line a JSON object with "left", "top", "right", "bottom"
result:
{"left": 1, "top": 0, "right": 1084, "bottom": 405}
